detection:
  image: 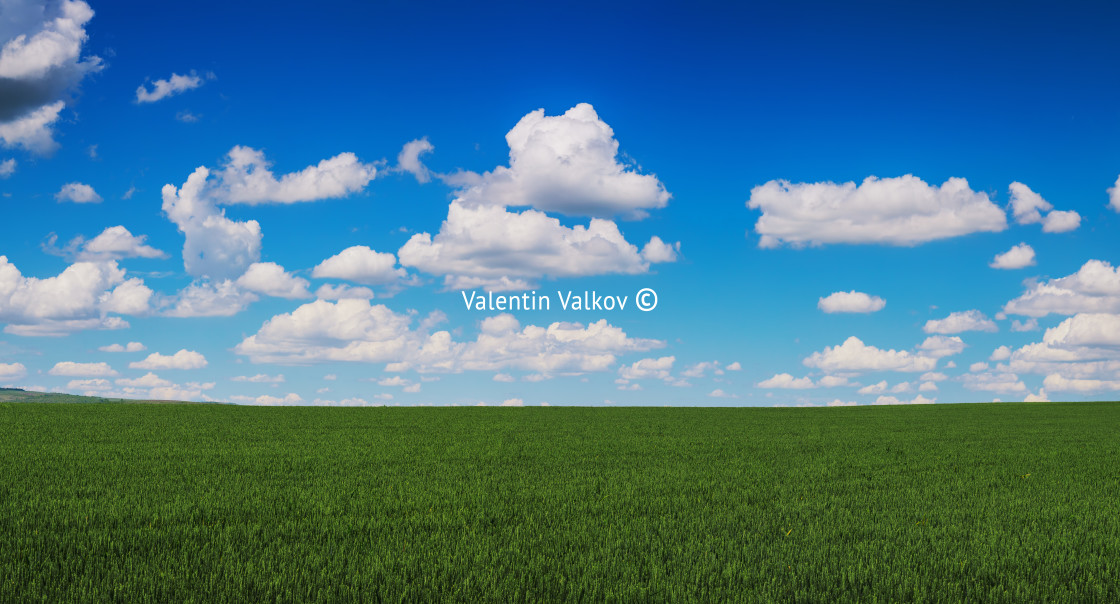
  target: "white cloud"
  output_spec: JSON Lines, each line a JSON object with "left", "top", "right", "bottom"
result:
{"left": 990, "top": 243, "right": 1035, "bottom": 270}
{"left": 1042, "top": 210, "right": 1080, "bottom": 233}
{"left": 747, "top": 175, "right": 1007, "bottom": 248}
{"left": 818, "top": 290, "right": 885, "bottom": 313}
{"left": 0, "top": 362, "right": 27, "bottom": 379}
{"left": 681, "top": 361, "right": 723, "bottom": 378}
{"left": 924, "top": 310, "right": 997, "bottom": 334}
{"left": 0, "top": 158, "right": 14, "bottom": 177}
{"left": 0, "top": 255, "right": 146, "bottom": 335}
{"left": 0, "top": 1, "right": 101, "bottom": 154}
{"left": 1003, "top": 260, "right": 1120, "bottom": 317}
{"left": 803, "top": 336, "right": 937, "bottom": 373}
{"left": 129, "top": 349, "right": 207, "bottom": 370}
{"left": 1008, "top": 182, "right": 1051, "bottom": 224}
{"left": 49, "top": 361, "right": 116, "bottom": 377}
{"left": 640, "top": 237, "right": 679, "bottom": 263}
{"left": 396, "top": 138, "right": 434, "bottom": 183}
{"left": 920, "top": 371, "right": 949, "bottom": 382}
{"left": 1109, "top": 175, "right": 1120, "bottom": 213}
{"left": 500, "top": 398, "right": 524, "bottom": 407}
{"left": 235, "top": 262, "right": 311, "bottom": 299}
{"left": 162, "top": 167, "right": 263, "bottom": 280}
{"left": 990, "top": 345, "right": 1012, "bottom": 361}
{"left": 231, "top": 373, "right": 284, "bottom": 383}
{"left": 75, "top": 226, "right": 166, "bottom": 261}
{"left": 312, "top": 246, "right": 409, "bottom": 286}
{"left": 454, "top": 103, "right": 670, "bottom": 219}
{"left": 961, "top": 371, "right": 1026, "bottom": 393}
{"left": 708, "top": 389, "right": 735, "bottom": 398}
{"left": 234, "top": 299, "right": 662, "bottom": 373}
{"left": 618, "top": 356, "right": 675, "bottom": 380}
{"left": 726, "top": 361, "right": 742, "bottom": 371}
{"left": 826, "top": 399, "right": 858, "bottom": 406}
{"left": 1042, "top": 374, "right": 1120, "bottom": 393}
{"left": 55, "top": 182, "right": 100, "bottom": 203}
{"left": 917, "top": 335, "right": 967, "bottom": 359}
{"left": 135, "top": 72, "right": 203, "bottom": 103}
{"left": 818, "top": 375, "right": 849, "bottom": 387}
{"left": 919, "top": 381, "right": 938, "bottom": 392}
{"left": 1024, "top": 389, "right": 1049, "bottom": 402}
{"left": 1011, "top": 318, "right": 1039, "bottom": 332}
{"left": 314, "top": 283, "right": 374, "bottom": 300}
{"left": 216, "top": 146, "right": 377, "bottom": 205}
{"left": 872, "top": 394, "right": 935, "bottom": 405}
{"left": 249, "top": 393, "right": 304, "bottom": 406}
{"left": 162, "top": 279, "right": 258, "bottom": 317}
{"left": 493, "top": 373, "right": 514, "bottom": 382}
{"left": 1043, "top": 313, "right": 1120, "bottom": 348}
{"left": 1008, "top": 182, "right": 1080, "bottom": 232}
{"left": 398, "top": 201, "right": 675, "bottom": 291}
{"left": 857, "top": 380, "right": 887, "bottom": 395}
{"left": 758, "top": 373, "right": 815, "bottom": 389}
{"left": 970, "top": 362, "right": 989, "bottom": 372}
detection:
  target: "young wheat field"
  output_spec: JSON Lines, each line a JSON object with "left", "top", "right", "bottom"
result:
{"left": 2, "top": 401, "right": 1117, "bottom": 601}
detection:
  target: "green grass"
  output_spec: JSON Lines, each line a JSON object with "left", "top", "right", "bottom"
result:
{"left": 2, "top": 402, "right": 1118, "bottom": 602}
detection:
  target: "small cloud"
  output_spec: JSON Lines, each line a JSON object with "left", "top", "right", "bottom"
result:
{"left": 56, "top": 182, "right": 102, "bottom": 203}
{"left": 818, "top": 290, "right": 886, "bottom": 313}
{"left": 176, "top": 110, "right": 200, "bottom": 123}
{"left": 136, "top": 72, "right": 204, "bottom": 103}
{"left": 0, "top": 159, "right": 15, "bottom": 178}
{"left": 98, "top": 341, "right": 146, "bottom": 353}
{"left": 990, "top": 243, "right": 1035, "bottom": 270}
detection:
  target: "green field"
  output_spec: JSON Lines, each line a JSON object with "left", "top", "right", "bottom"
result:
{"left": 2, "top": 401, "right": 1118, "bottom": 602}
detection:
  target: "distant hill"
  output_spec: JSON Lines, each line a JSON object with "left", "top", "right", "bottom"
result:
{"left": 0, "top": 387, "right": 224, "bottom": 405}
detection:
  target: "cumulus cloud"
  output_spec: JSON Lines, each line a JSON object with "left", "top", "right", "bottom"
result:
{"left": 1003, "top": 260, "right": 1120, "bottom": 317}
{"left": 1042, "top": 374, "right": 1120, "bottom": 393}
{"left": 235, "top": 262, "right": 311, "bottom": 299}
{"left": 640, "top": 236, "right": 679, "bottom": 263}
{"left": 0, "top": 0, "right": 101, "bottom": 154}
{"left": 98, "top": 341, "right": 145, "bottom": 353}
{"left": 161, "top": 279, "right": 258, "bottom": 317}
{"left": 818, "top": 290, "right": 885, "bottom": 313}
{"left": 55, "top": 182, "right": 100, "bottom": 203}
{"left": 135, "top": 72, "right": 203, "bottom": 103}
{"left": 396, "top": 137, "right": 434, "bottom": 183}
{"left": 857, "top": 381, "right": 887, "bottom": 395}
{"left": 453, "top": 103, "right": 669, "bottom": 219}
{"left": 923, "top": 310, "right": 997, "bottom": 334}
{"left": 917, "top": 335, "right": 967, "bottom": 358}
{"left": 43, "top": 226, "right": 166, "bottom": 262}
{"left": 216, "top": 146, "right": 377, "bottom": 205}
{"left": 115, "top": 372, "right": 170, "bottom": 388}
{"left": 129, "top": 349, "right": 207, "bottom": 370}
{"left": 500, "top": 398, "right": 524, "bottom": 407}
{"left": 398, "top": 201, "right": 675, "bottom": 291}
{"left": 990, "top": 345, "right": 1012, "bottom": 361}
{"left": 758, "top": 373, "right": 815, "bottom": 389}
{"left": 803, "top": 336, "right": 937, "bottom": 373}
{"left": 961, "top": 371, "right": 1027, "bottom": 393}
{"left": 746, "top": 175, "right": 1007, "bottom": 248}
{"left": 1042, "top": 210, "right": 1080, "bottom": 233}
{"left": 726, "top": 361, "right": 742, "bottom": 371}
{"left": 312, "top": 246, "right": 410, "bottom": 286}
{"left": 1008, "top": 182, "right": 1080, "bottom": 232}
{"left": 162, "top": 166, "right": 262, "bottom": 280}
{"left": 0, "top": 255, "right": 149, "bottom": 335}
{"left": 1011, "top": 318, "right": 1039, "bottom": 332}
{"left": 48, "top": 360, "right": 116, "bottom": 376}
{"left": 0, "top": 362, "right": 27, "bottom": 379}
{"left": 234, "top": 299, "right": 661, "bottom": 373}
{"left": 990, "top": 243, "right": 1035, "bottom": 270}
{"left": 618, "top": 356, "right": 675, "bottom": 380}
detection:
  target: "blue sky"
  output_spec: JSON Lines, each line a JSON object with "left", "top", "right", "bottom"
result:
{"left": 2, "top": 0, "right": 1120, "bottom": 406}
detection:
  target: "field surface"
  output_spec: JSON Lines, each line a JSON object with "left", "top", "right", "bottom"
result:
{"left": 2, "top": 401, "right": 1118, "bottom": 602}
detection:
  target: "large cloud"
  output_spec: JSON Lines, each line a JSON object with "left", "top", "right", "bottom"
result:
{"left": 747, "top": 175, "right": 1007, "bottom": 248}
{"left": 0, "top": 255, "right": 150, "bottom": 335}
{"left": 0, "top": 0, "right": 102, "bottom": 154}
{"left": 803, "top": 336, "right": 939, "bottom": 373}
{"left": 1003, "top": 260, "right": 1120, "bottom": 317}
{"left": 1008, "top": 182, "right": 1080, "bottom": 233}
{"left": 162, "top": 166, "right": 262, "bottom": 280}
{"left": 217, "top": 146, "right": 377, "bottom": 205}
{"left": 923, "top": 310, "right": 998, "bottom": 334}
{"left": 453, "top": 103, "right": 669, "bottom": 219}
{"left": 234, "top": 299, "right": 662, "bottom": 372}
{"left": 398, "top": 201, "right": 674, "bottom": 291}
